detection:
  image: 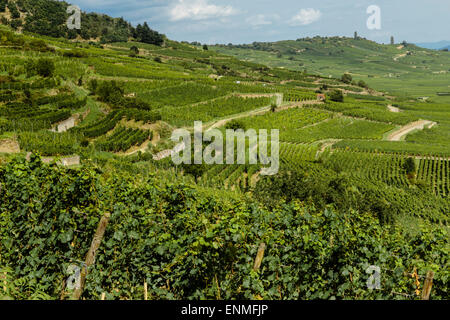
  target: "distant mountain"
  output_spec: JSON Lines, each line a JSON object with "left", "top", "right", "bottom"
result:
{"left": 212, "top": 36, "right": 450, "bottom": 97}
{"left": 415, "top": 41, "right": 450, "bottom": 50}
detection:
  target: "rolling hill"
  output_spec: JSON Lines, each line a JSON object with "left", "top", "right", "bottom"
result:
{"left": 212, "top": 37, "right": 450, "bottom": 102}
{"left": 0, "top": 1, "right": 448, "bottom": 301}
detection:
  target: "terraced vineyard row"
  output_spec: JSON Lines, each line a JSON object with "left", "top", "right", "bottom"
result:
{"left": 280, "top": 143, "right": 319, "bottom": 168}
{"left": 161, "top": 96, "right": 274, "bottom": 126}
{"left": 417, "top": 157, "right": 449, "bottom": 197}
{"left": 200, "top": 163, "right": 261, "bottom": 191}
{"left": 94, "top": 126, "right": 151, "bottom": 152}
{"left": 322, "top": 149, "right": 411, "bottom": 187}
{"left": 0, "top": 101, "right": 72, "bottom": 132}
{"left": 18, "top": 130, "right": 81, "bottom": 156}
{"left": 305, "top": 101, "right": 419, "bottom": 125}
{"left": 283, "top": 90, "right": 318, "bottom": 102}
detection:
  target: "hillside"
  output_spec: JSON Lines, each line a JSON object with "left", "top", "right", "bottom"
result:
{"left": 0, "top": 0, "right": 164, "bottom": 44}
{"left": 0, "top": 16, "right": 449, "bottom": 301}
{"left": 212, "top": 37, "right": 450, "bottom": 102}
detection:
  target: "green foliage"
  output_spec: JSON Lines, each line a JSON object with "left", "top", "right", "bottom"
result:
{"left": 94, "top": 126, "right": 151, "bottom": 152}
{"left": 7, "top": 1, "right": 20, "bottom": 19}
{"left": 0, "top": 0, "right": 7, "bottom": 13}
{"left": 404, "top": 157, "right": 416, "bottom": 175}
{"left": 341, "top": 73, "right": 353, "bottom": 84}
{"left": 95, "top": 80, "right": 124, "bottom": 104}
{"left": 0, "top": 157, "right": 448, "bottom": 300}
{"left": 225, "top": 120, "right": 246, "bottom": 131}
{"left": 134, "top": 22, "right": 164, "bottom": 46}
{"left": 25, "top": 58, "right": 55, "bottom": 78}
{"left": 62, "top": 50, "right": 88, "bottom": 58}
{"left": 329, "top": 89, "right": 344, "bottom": 102}
{"left": 18, "top": 130, "right": 80, "bottom": 155}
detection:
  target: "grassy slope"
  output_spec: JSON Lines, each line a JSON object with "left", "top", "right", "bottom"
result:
{"left": 212, "top": 37, "right": 450, "bottom": 102}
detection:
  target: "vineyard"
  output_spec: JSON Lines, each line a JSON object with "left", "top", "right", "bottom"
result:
{"left": 161, "top": 96, "right": 274, "bottom": 127}
{"left": 0, "top": 20, "right": 448, "bottom": 301}
{"left": 0, "top": 155, "right": 448, "bottom": 300}
{"left": 94, "top": 126, "right": 151, "bottom": 152}
{"left": 417, "top": 157, "right": 449, "bottom": 198}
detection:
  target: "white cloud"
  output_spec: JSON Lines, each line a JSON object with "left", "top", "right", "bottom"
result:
{"left": 169, "top": 0, "right": 237, "bottom": 22}
{"left": 289, "top": 8, "right": 322, "bottom": 26}
{"left": 246, "top": 14, "right": 275, "bottom": 27}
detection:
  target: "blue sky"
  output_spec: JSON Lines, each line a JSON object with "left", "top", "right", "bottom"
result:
{"left": 70, "top": 0, "right": 450, "bottom": 44}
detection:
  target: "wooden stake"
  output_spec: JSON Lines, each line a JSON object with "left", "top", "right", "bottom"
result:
{"left": 253, "top": 243, "right": 266, "bottom": 271}
{"left": 101, "top": 292, "right": 106, "bottom": 300}
{"left": 421, "top": 271, "right": 435, "bottom": 300}
{"left": 144, "top": 281, "right": 148, "bottom": 300}
{"left": 72, "top": 212, "right": 111, "bottom": 300}
{"left": 2, "top": 271, "right": 7, "bottom": 293}
{"left": 60, "top": 278, "right": 67, "bottom": 300}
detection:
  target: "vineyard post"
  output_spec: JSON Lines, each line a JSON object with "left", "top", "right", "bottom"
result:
{"left": 72, "top": 212, "right": 111, "bottom": 300}
{"left": 253, "top": 243, "right": 266, "bottom": 271}
{"left": 144, "top": 281, "right": 148, "bottom": 300}
{"left": 101, "top": 292, "right": 106, "bottom": 300}
{"left": 421, "top": 271, "right": 435, "bottom": 300}
{"left": 2, "top": 271, "right": 6, "bottom": 293}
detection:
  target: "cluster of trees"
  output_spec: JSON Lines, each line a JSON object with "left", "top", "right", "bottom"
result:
{"left": 328, "top": 89, "right": 344, "bottom": 102}
{"left": 0, "top": 0, "right": 164, "bottom": 45}
{"left": 341, "top": 73, "right": 369, "bottom": 89}
{"left": 134, "top": 22, "right": 164, "bottom": 46}
{"left": 0, "top": 0, "right": 7, "bottom": 12}
{"left": 89, "top": 79, "right": 153, "bottom": 112}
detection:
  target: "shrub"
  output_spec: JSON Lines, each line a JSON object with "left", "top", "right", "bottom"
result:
{"left": 329, "top": 89, "right": 344, "bottom": 102}
{"left": 225, "top": 120, "right": 246, "bottom": 131}
{"left": 35, "top": 58, "right": 55, "bottom": 78}
{"left": 341, "top": 73, "right": 352, "bottom": 84}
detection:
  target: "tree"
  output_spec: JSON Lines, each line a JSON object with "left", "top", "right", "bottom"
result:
{"left": 0, "top": 0, "right": 7, "bottom": 13}
{"left": 203, "top": 44, "right": 208, "bottom": 51}
{"left": 404, "top": 157, "right": 416, "bottom": 175}
{"left": 96, "top": 81, "right": 124, "bottom": 104}
{"left": 358, "top": 80, "right": 368, "bottom": 88}
{"left": 130, "top": 46, "right": 139, "bottom": 55}
{"left": 341, "top": 73, "right": 352, "bottom": 84}
{"left": 390, "top": 36, "right": 394, "bottom": 45}
{"left": 135, "top": 22, "right": 164, "bottom": 46}
{"left": 35, "top": 58, "right": 55, "bottom": 78}
{"left": 7, "top": 2, "right": 20, "bottom": 19}
{"left": 329, "top": 89, "right": 344, "bottom": 102}
{"left": 354, "top": 31, "right": 358, "bottom": 40}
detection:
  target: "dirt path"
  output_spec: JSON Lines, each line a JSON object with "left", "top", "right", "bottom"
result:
{"left": 0, "top": 139, "right": 20, "bottom": 153}
{"left": 122, "top": 140, "right": 152, "bottom": 156}
{"left": 387, "top": 104, "right": 400, "bottom": 113}
{"left": 318, "top": 139, "right": 342, "bottom": 153}
{"left": 387, "top": 120, "right": 436, "bottom": 141}
{"left": 50, "top": 115, "right": 77, "bottom": 133}
{"left": 207, "top": 98, "right": 322, "bottom": 130}
{"left": 40, "top": 155, "right": 80, "bottom": 166}
{"left": 393, "top": 53, "right": 407, "bottom": 61}
{"left": 152, "top": 142, "right": 186, "bottom": 160}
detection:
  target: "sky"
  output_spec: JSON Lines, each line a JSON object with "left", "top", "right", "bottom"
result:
{"left": 69, "top": 0, "right": 450, "bottom": 45}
